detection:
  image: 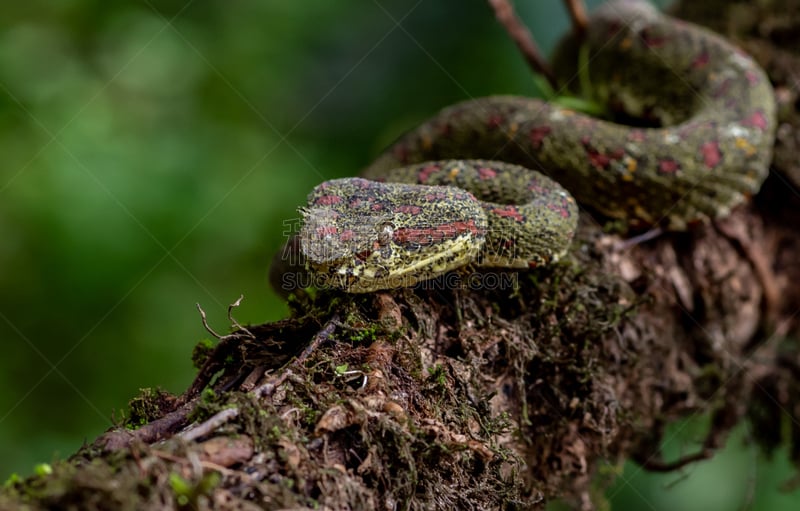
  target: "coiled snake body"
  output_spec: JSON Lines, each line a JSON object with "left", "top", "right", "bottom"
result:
{"left": 279, "top": 0, "right": 776, "bottom": 294}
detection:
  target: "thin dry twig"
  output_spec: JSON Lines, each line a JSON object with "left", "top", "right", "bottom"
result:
{"left": 197, "top": 302, "right": 224, "bottom": 339}
{"left": 563, "top": 0, "right": 588, "bottom": 35}
{"left": 253, "top": 314, "right": 341, "bottom": 397}
{"left": 178, "top": 408, "right": 241, "bottom": 442}
{"left": 97, "top": 402, "right": 196, "bottom": 451}
{"left": 196, "top": 296, "right": 256, "bottom": 342}
{"left": 639, "top": 448, "right": 714, "bottom": 472}
{"left": 487, "top": 0, "right": 557, "bottom": 89}
{"left": 227, "top": 294, "right": 255, "bottom": 340}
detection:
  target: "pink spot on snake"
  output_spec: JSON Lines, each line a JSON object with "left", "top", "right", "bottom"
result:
{"left": 316, "top": 226, "right": 337, "bottom": 237}
{"left": 640, "top": 29, "right": 667, "bottom": 48}
{"left": 487, "top": 114, "right": 504, "bottom": 129}
{"left": 424, "top": 192, "right": 450, "bottom": 201}
{"left": 628, "top": 129, "right": 647, "bottom": 142}
{"left": 582, "top": 137, "right": 624, "bottom": 170}
{"left": 691, "top": 51, "right": 710, "bottom": 69}
{"left": 451, "top": 190, "right": 476, "bottom": 202}
{"left": 339, "top": 229, "right": 355, "bottom": 241}
{"left": 744, "top": 110, "right": 768, "bottom": 131}
{"left": 657, "top": 158, "right": 681, "bottom": 175}
{"left": 745, "top": 70, "right": 760, "bottom": 85}
{"left": 700, "top": 141, "right": 722, "bottom": 169}
{"left": 394, "top": 204, "right": 423, "bottom": 215}
{"left": 478, "top": 167, "right": 497, "bottom": 180}
{"left": 418, "top": 164, "right": 441, "bottom": 183}
{"left": 347, "top": 178, "right": 373, "bottom": 189}
{"left": 713, "top": 79, "right": 732, "bottom": 98}
{"left": 490, "top": 206, "right": 525, "bottom": 223}
{"left": 527, "top": 180, "right": 545, "bottom": 194}
{"left": 529, "top": 126, "right": 551, "bottom": 150}
{"left": 314, "top": 195, "right": 343, "bottom": 206}
{"left": 371, "top": 203, "right": 384, "bottom": 211}
{"left": 548, "top": 201, "right": 573, "bottom": 219}
{"left": 394, "top": 219, "right": 483, "bottom": 246}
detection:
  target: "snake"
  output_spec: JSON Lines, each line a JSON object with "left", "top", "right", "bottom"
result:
{"left": 274, "top": 0, "right": 776, "bottom": 294}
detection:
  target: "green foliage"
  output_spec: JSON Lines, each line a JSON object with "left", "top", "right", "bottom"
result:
{"left": 191, "top": 338, "right": 216, "bottom": 370}
{"left": 2, "top": 473, "right": 20, "bottom": 488}
{"left": 0, "top": 0, "right": 541, "bottom": 478}
{"left": 427, "top": 364, "right": 448, "bottom": 387}
{"left": 124, "top": 387, "right": 175, "bottom": 429}
{"left": 32, "top": 463, "right": 51, "bottom": 477}
{"left": 169, "top": 471, "right": 220, "bottom": 508}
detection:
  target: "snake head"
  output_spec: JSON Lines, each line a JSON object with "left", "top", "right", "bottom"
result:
{"left": 298, "top": 204, "right": 394, "bottom": 265}
{"left": 297, "top": 177, "right": 488, "bottom": 292}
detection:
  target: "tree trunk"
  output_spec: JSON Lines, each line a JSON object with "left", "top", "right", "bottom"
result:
{"left": 3, "top": 1, "right": 800, "bottom": 509}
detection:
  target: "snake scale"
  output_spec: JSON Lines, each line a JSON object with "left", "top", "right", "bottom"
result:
{"left": 275, "top": 0, "right": 777, "bottom": 294}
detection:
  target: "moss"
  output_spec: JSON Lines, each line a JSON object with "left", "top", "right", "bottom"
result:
{"left": 169, "top": 471, "right": 220, "bottom": 509}
{"left": 191, "top": 338, "right": 216, "bottom": 370}
{"left": 124, "top": 387, "right": 177, "bottom": 429}
{"left": 427, "top": 364, "right": 448, "bottom": 388}
{"left": 347, "top": 323, "right": 380, "bottom": 344}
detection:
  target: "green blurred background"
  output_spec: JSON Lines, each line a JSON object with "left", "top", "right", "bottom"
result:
{"left": 0, "top": 0, "right": 796, "bottom": 508}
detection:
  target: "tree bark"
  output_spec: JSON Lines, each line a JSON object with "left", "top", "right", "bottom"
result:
{"left": 3, "top": 1, "right": 800, "bottom": 510}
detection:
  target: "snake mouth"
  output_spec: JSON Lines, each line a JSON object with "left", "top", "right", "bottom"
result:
{"left": 315, "top": 233, "right": 484, "bottom": 293}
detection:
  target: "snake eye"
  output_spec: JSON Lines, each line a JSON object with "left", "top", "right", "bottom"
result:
{"left": 377, "top": 221, "right": 395, "bottom": 245}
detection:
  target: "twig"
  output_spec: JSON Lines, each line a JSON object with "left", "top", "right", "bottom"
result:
{"left": 241, "top": 365, "right": 266, "bottom": 392}
{"left": 294, "top": 314, "right": 340, "bottom": 365}
{"left": 197, "top": 302, "right": 225, "bottom": 339}
{"left": 185, "top": 297, "right": 258, "bottom": 403}
{"left": 638, "top": 397, "right": 741, "bottom": 473}
{"left": 178, "top": 407, "right": 241, "bottom": 442}
{"left": 227, "top": 294, "right": 255, "bottom": 340}
{"left": 253, "top": 314, "right": 341, "bottom": 397}
{"left": 97, "top": 402, "right": 196, "bottom": 451}
{"left": 196, "top": 296, "right": 255, "bottom": 342}
{"left": 638, "top": 448, "right": 714, "bottom": 472}
{"left": 253, "top": 369, "right": 293, "bottom": 399}
{"left": 487, "top": 0, "right": 557, "bottom": 89}
{"left": 563, "top": 0, "right": 588, "bottom": 35}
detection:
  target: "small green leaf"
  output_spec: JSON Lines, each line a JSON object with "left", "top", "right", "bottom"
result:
{"left": 552, "top": 96, "right": 607, "bottom": 116}
{"left": 169, "top": 472, "right": 191, "bottom": 496}
{"left": 34, "top": 463, "right": 52, "bottom": 476}
{"left": 531, "top": 74, "right": 556, "bottom": 100}
{"left": 3, "top": 473, "right": 21, "bottom": 487}
{"left": 577, "top": 42, "right": 593, "bottom": 100}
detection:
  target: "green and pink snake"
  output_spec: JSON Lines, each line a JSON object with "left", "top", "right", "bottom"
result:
{"left": 275, "top": 0, "right": 777, "bottom": 294}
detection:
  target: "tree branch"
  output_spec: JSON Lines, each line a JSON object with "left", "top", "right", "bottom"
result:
{"left": 488, "top": 0, "right": 558, "bottom": 89}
